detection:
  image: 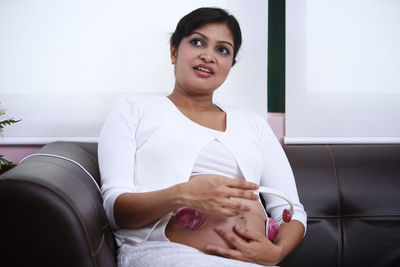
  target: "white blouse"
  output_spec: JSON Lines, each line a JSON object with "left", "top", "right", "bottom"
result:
{"left": 191, "top": 139, "right": 245, "bottom": 179}
{"left": 98, "top": 94, "right": 307, "bottom": 244}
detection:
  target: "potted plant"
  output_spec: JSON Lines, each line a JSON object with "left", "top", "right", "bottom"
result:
{"left": 0, "top": 103, "right": 21, "bottom": 174}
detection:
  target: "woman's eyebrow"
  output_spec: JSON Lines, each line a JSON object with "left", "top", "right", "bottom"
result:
{"left": 192, "top": 31, "right": 234, "bottom": 48}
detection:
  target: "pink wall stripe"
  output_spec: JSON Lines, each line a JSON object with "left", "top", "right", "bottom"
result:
{"left": 0, "top": 145, "right": 42, "bottom": 164}
{"left": 267, "top": 112, "right": 285, "bottom": 145}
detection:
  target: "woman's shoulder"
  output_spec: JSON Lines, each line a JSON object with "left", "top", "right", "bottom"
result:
{"left": 222, "top": 104, "right": 267, "bottom": 127}
{"left": 113, "top": 93, "right": 168, "bottom": 111}
{"left": 116, "top": 93, "right": 166, "bottom": 105}
{"left": 221, "top": 104, "right": 274, "bottom": 141}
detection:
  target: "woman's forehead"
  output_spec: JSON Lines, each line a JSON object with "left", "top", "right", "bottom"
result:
{"left": 189, "top": 23, "right": 234, "bottom": 44}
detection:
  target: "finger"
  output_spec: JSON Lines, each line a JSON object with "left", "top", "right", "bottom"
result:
{"left": 214, "top": 226, "right": 247, "bottom": 249}
{"left": 206, "top": 200, "right": 239, "bottom": 217}
{"left": 215, "top": 207, "right": 240, "bottom": 217}
{"left": 234, "top": 225, "right": 265, "bottom": 242}
{"left": 228, "top": 179, "right": 259, "bottom": 190}
{"left": 219, "top": 198, "right": 251, "bottom": 213}
{"left": 205, "top": 245, "right": 250, "bottom": 262}
{"left": 226, "top": 188, "right": 259, "bottom": 201}
{"left": 228, "top": 179, "right": 259, "bottom": 191}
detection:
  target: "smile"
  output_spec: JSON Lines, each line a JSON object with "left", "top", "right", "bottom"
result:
{"left": 193, "top": 64, "right": 215, "bottom": 76}
{"left": 195, "top": 67, "right": 213, "bottom": 74}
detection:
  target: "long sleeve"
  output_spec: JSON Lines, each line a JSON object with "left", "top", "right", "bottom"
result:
{"left": 258, "top": 119, "right": 307, "bottom": 231}
{"left": 98, "top": 95, "right": 141, "bottom": 229}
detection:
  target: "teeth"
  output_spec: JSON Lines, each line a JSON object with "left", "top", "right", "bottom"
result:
{"left": 197, "top": 67, "right": 211, "bottom": 73}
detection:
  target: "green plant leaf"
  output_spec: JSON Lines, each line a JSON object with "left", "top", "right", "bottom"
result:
{"left": 0, "top": 119, "right": 21, "bottom": 129}
{"left": 0, "top": 155, "right": 16, "bottom": 169}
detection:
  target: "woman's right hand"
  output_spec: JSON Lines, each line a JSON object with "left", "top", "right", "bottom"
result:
{"left": 178, "top": 174, "right": 259, "bottom": 217}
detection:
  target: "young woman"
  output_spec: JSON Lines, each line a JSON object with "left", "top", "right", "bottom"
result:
{"left": 98, "top": 7, "right": 307, "bottom": 267}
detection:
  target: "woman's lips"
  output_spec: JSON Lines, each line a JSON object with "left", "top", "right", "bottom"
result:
{"left": 193, "top": 64, "right": 214, "bottom": 78}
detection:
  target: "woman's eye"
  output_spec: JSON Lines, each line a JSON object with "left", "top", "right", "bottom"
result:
{"left": 190, "top": 38, "right": 204, "bottom": 47}
{"left": 217, "top": 46, "right": 230, "bottom": 55}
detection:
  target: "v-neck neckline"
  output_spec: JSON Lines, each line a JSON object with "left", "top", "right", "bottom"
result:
{"left": 164, "top": 96, "right": 229, "bottom": 134}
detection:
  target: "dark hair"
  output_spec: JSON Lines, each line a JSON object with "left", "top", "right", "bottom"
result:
{"left": 170, "top": 7, "right": 242, "bottom": 66}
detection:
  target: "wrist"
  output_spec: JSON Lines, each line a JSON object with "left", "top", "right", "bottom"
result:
{"left": 275, "top": 242, "right": 286, "bottom": 262}
{"left": 170, "top": 182, "right": 187, "bottom": 208}
{"left": 272, "top": 239, "right": 288, "bottom": 264}
{"left": 256, "top": 242, "right": 285, "bottom": 266}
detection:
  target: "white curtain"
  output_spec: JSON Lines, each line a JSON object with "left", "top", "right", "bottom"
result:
{"left": 0, "top": 0, "right": 268, "bottom": 144}
{"left": 285, "top": 0, "right": 400, "bottom": 144}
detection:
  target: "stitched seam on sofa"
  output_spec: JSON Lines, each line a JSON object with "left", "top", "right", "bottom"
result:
{"left": 50, "top": 141, "right": 99, "bottom": 165}
{"left": 326, "top": 145, "right": 343, "bottom": 267}
{"left": 337, "top": 217, "right": 343, "bottom": 267}
{"left": 7, "top": 178, "right": 99, "bottom": 266}
{"left": 19, "top": 153, "right": 101, "bottom": 192}
{"left": 102, "top": 229, "right": 118, "bottom": 265}
{"left": 101, "top": 233, "right": 117, "bottom": 265}
{"left": 99, "top": 221, "right": 118, "bottom": 261}
{"left": 101, "top": 223, "right": 111, "bottom": 231}
{"left": 71, "top": 142, "right": 98, "bottom": 165}
{"left": 326, "top": 145, "right": 341, "bottom": 218}
{"left": 45, "top": 161, "right": 108, "bottom": 265}
{"left": 93, "top": 234, "right": 105, "bottom": 256}
{"left": 47, "top": 160, "right": 105, "bottom": 261}
{"left": 15, "top": 160, "right": 104, "bottom": 264}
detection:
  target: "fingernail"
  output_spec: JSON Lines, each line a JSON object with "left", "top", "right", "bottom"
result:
{"left": 236, "top": 225, "right": 242, "bottom": 231}
{"left": 215, "top": 226, "right": 223, "bottom": 232}
{"left": 206, "top": 245, "right": 214, "bottom": 251}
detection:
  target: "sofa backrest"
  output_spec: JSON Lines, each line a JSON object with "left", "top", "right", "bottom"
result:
{"left": 281, "top": 145, "right": 400, "bottom": 267}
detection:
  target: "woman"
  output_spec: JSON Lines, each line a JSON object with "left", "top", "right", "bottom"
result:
{"left": 98, "top": 7, "right": 307, "bottom": 267}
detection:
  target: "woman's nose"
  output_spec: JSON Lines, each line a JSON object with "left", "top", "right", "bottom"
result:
{"left": 200, "top": 50, "right": 216, "bottom": 63}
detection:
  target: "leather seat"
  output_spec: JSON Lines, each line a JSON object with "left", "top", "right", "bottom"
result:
{"left": 1, "top": 142, "right": 399, "bottom": 267}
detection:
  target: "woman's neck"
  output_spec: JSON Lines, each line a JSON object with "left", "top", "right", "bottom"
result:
{"left": 168, "top": 91, "right": 218, "bottom": 112}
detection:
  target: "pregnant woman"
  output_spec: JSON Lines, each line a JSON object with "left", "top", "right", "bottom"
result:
{"left": 98, "top": 7, "right": 307, "bottom": 267}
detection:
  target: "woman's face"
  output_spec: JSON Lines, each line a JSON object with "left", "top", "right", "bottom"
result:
{"left": 171, "top": 23, "right": 234, "bottom": 96}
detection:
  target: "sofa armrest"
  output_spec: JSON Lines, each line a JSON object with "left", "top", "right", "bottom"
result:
{"left": 0, "top": 141, "right": 116, "bottom": 267}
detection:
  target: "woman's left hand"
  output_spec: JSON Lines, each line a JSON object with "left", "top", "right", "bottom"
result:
{"left": 205, "top": 225, "right": 284, "bottom": 266}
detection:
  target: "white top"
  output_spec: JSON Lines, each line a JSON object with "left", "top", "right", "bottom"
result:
{"left": 98, "top": 94, "right": 307, "bottom": 244}
{"left": 191, "top": 139, "right": 245, "bottom": 179}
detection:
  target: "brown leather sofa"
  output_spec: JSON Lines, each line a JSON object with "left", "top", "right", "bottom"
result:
{"left": 1, "top": 142, "right": 399, "bottom": 267}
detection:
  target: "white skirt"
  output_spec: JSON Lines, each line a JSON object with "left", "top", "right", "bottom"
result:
{"left": 117, "top": 240, "right": 275, "bottom": 267}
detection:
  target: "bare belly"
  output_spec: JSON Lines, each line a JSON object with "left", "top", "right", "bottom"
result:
{"left": 165, "top": 198, "right": 266, "bottom": 252}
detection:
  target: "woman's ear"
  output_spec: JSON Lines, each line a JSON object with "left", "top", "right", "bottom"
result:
{"left": 170, "top": 44, "right": 177, "bottom": 64}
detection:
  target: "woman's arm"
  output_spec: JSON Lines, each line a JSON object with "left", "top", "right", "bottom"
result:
{"left": 113, "top": 185, "right": 182, "bottom": 229}
{"left": 258, "top": 118, "right": 307, "bottom": 230}
{"left": 205, "top": 220, "right": 304, "bottom": 266}
{"left": 98, "top": 95, "right": 141, "bottom": 229}
{"left": 274, "top": 220, "right": 305, "bottom": 260}
{"left": 114, "top": 174, "right": 259, "bottom": 228}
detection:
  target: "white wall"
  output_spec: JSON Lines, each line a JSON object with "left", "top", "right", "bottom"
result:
{"left": 285, "top": 0, "right": 400, "bottom": 144}
{"left": 0, "top": 0, "right": 268, "bottom": 144}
